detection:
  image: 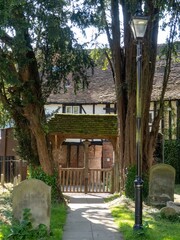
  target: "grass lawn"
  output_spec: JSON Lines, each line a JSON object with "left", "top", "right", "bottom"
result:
{"left": 111, "top": 204, "right": 180, "bottom": 240}
{"left": 106, "top": 185, "right": 180, "bottom": 240}
{"left": 49, "top": 204, "right": 67, "bottom": 240}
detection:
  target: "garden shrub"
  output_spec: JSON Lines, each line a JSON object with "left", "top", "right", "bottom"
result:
{"left": 125, "top": 165, "right": 149, "bottom": 200}
{"left": 7, "top": 208, "right": 49, "bottom": 240}
{"left": 29, "top": 166, "right": 59, "bottom": 202}
{"left": 164, "top": 140, "right": 180, "bottom": 184}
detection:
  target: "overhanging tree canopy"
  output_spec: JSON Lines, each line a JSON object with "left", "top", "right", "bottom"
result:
{"left": 0, "top": 0, "right": 94, "bottom": 175}
{"left": 0, "top": 0, "right": 179, "bottom": 191}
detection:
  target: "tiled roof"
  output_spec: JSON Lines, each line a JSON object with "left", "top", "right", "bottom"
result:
{"left": 152, "top": 57, "right": 180, "bottom": 100}
{"left": 47, "top": 67, "right": 116, "bottom": 104}
{"left": 47, "top": 55, "right": 180, "bottom": 104}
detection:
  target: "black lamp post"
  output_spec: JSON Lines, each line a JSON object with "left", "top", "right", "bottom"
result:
{"left": 130, "top": 1, "right": 148, "bottom": 230}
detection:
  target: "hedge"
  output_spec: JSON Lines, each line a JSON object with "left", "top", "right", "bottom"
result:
{"left": 164, "top": 140, "right": 180, "bottom": 184}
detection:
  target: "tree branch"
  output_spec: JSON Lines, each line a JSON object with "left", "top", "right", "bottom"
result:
{"left": 99, "top": 0, "right": 113, "bottom": 49}
{"left": 104, "top": 50, "right": 115, "bottom": 83}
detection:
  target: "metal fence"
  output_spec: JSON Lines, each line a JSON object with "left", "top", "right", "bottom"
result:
{"left": 0, "top": 158, "right": 27, "bottom": 183}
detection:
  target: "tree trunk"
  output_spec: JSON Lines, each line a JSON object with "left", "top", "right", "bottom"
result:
{"left": 111, "top": 0, "right": 128, "bottom": 190}
{"left": 15, "top": 41, "right": 55, "bottom": 175}
{"left": 110, "top": 2, "right": 161, "bottom": 188}
{"left": 24, "top": 108, "right": 54, "bottom": 175}
{"left": 14, "top": 115, "right": 40, "bottom": 166}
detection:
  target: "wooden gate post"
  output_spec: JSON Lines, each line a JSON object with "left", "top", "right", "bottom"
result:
{"left": 2, "top": 129, "right": 7, "bottom": 183}
{"left": 110, "top": 137, "right": 120, "bottom": 192}
{"left": 83, "top": 140, "right": 90, "bottom": 194}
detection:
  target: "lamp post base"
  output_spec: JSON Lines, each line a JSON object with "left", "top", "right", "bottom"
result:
{"left": 133, "top": 223, "right": 143, "bottom": 230}
{"left": 133, "top": 176, "right": 143, "bottom": 230}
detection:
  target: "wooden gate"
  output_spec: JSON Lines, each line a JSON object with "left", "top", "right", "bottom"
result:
{"left": 59, "top": 168, "right": 114, "bottom": 193}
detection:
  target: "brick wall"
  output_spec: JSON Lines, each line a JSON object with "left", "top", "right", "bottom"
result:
{"left": 88, "top": 145, "right": 102, "bottom": 169}
{"left": 102, "top": 142, "right": 114, "bottom": 168}
{"left": 57, "top": 141, "right": 114, "bottom": 169}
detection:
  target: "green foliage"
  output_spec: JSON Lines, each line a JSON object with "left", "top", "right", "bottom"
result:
{"left": 0, "top": 225, "right": 10, "bottom": 240}
{"left": 14, "top": 125, "right": 40, "bottom": 165}
{"left": 111, "top": 205, "right": 151, "bottom": 240}
{"left": 29, "top": 167, "right": 59, "bottom": 202}
{"left": 0, "top": 0, "right": 94, "bottom": 165}
{"left": 164, "top": 140, "right": 180, "bottom": 183}
{"left": 111, "top": 203, "right": 180, "bottom": 240}
{"left": 90, "top": 48, "right": 111, "bottom": 69}
{"left": 125, "top": 165, "right": 149, "bottom": 200}
{"left": 0, "top": 185, "right": 67, "bottom": 240}
{"left": 133, "top": 221, "right": 150, "bottom": 239}
{"left": 50, "top": 204, "right": 67, "bottom": 240}
{"left": 125, "top": 165, "right": 136, "bottom": 200}
{"left": 175, "top": 184, "right": 180, "bottom": 194}
{"left": 7, "top": 208, "right": 48, "bottom": 240}
{"left": 0, "top": 0, "right": 94, "bottom": 97}
{"left": 0, "top": 103, "right": 12, "bottom": 128}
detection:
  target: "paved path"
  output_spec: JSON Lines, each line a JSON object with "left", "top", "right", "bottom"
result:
{"left": 62, "top": 193, "right": 124, "bottom": 240}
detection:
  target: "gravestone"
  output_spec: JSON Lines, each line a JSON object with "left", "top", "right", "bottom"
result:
{"left": 148, "top": 163, "right": 175, "bottom": 206}
{"left": 12, "top": 179, "right": 51, "bottom": 229}
{"left": 167, "top": 201, "right": 180, "bottom": 214}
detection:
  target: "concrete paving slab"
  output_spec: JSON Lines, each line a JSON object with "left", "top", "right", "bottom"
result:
{"left": 62, "top": 193, "right": 123, "bottom": 240}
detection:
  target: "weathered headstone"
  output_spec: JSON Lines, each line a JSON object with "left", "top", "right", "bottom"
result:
{"left": 148, "top": 164, "right": 175, "bottom": 206}
{"left": 167, "top": 201, "right": 180, "bottom": 214}
{"left": 12, "top": 179, "right": 51, "bottom": 229}
{"left": 160, "top": 207, "right": 177, "bottom": 218}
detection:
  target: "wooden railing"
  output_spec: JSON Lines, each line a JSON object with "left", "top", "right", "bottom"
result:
{"left": 88, "top": 168, "right": 113, "bottom": 193}
{"left": 59, "top": 167, "right": 114, "bottom": 193}
{"left": 59, "top": 168, "right": 85, "bottom": 193}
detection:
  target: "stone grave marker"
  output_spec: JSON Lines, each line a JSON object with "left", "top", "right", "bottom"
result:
{"left": 12, "top": 179, "right": 51, "bottom": 229}
{"left": 148, "top": 163, "right": 175, "bottom": 206}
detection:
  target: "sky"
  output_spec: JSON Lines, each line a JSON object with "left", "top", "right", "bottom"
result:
{"left": 72, "top": 7, "right": 175, "bottom": 48}
{"left": 73, "top": 25, "right": 171, "bottom": 49}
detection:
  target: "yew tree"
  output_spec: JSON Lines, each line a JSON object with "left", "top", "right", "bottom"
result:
{"left": 0, "top": 0, "right": 93, "bottom": 175}
{"left": 72, "top": 0, "right": 180, "bottom": 186}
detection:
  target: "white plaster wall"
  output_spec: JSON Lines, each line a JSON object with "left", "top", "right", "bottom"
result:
{"left": 110, "top": 104, "right": 116, "bottom": 114}
{"left": 45, "top": 104, "right": 62, "bottom": 115}
{"left": 45, "top": 103, "right": 108, "bottom": 115}
{"left": 65, "top": 139, "right": 81, "bottom": 142}
{"left": 82, "top": 104, "right": 107, "bottom": 114}
{"left": 82, "top": 105, "right": 93, "bottom": 114}
{"left": 95, "top": 104, "right": 106, "bottom": 114}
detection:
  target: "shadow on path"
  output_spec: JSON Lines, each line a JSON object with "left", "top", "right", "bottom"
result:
{"left": 62, "top": 193, "right": 123, "bottom": 240}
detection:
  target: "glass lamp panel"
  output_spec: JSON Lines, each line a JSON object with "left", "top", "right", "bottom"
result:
{"left": 132, "top": 18, "right": 148, "bottom": 38}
